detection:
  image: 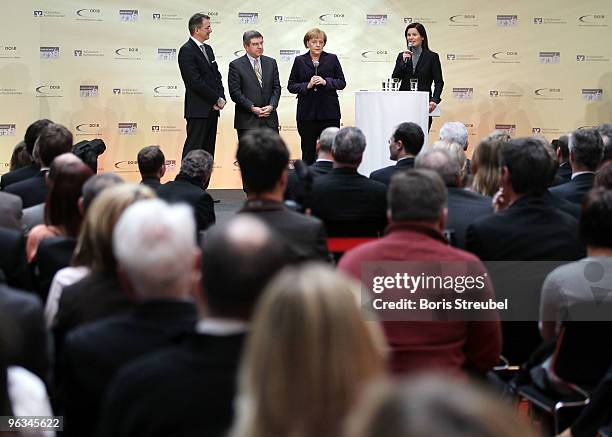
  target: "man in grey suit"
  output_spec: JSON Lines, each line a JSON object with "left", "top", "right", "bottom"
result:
{"left": 228, "top": 30, "right": 281, "bottom": 140}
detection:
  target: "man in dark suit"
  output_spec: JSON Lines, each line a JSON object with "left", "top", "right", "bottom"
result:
{"left": 311, "top": 127, "right": 388, "bottom": 236}
{"left": 179, "top": 13, "right": 226, "bottom": 159}
{"left": 415, "top": 148, "right": 492, "bottom": 249}
{"left": 157, "top": 150, "right": 215, "bottom": 232}
{"left": 237, "top": 128, "right": 329, "bottom": 261}
{"left": 5, "top": 123, "right": 73, "bottom": 208}
{"left": 0, "top": 119, "right": 52, "bottom": 190}
{"left": 59, "top": 199, "right": 200, "bottom": 437}
{"left": 228, "top": 30, "right": 281, "bottom": 139}
{"left": 0, "top": 227, "right": 30, "bottom": 290}
{"left": 552, "top": 135, "right": 571, "bottom": 183}
{"left": 137, "top": 145, "right": 165, "bottom": 190}
{"left": 97, "top": 215, "right": 289, "bottom": 437}
{"left": 550, "top": 128, "right": 603, "bottom": 204}
{"left": 370, "top": 122, "right": 424, "bottom": 187}
{"left": 0, "top": 192, "right": 22, "bottom": 230}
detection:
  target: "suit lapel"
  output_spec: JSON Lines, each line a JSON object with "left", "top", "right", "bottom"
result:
{"left": 189, "top": 39, "right": 211, "bottom": 68}
{"left": 413, "top": 50, "right": 429, "bottom": 76}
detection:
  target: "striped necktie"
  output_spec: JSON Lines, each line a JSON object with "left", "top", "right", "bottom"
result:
{"left": 253, "top": 58, "right": 262, "bottom": 87}
{"left": 199, "top": 44, "right": 210, "bottom": 64}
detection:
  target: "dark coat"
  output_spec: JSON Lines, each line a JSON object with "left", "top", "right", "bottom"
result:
{"left": 392, "top": 49, "right": 444, "bottom": 103}
{"left": 549, "top": 172, "right": 595, "bottom": 204}
{"left": 0, "top": 227, "right": 30, "bottom": 290}
{"left": 285, "top": 160, "right": 333, "bottom": 202}
{"left": 0, "top": 163, "right": 40, "bottom": 190}
{"left": 446, "top": 188, "right": 493, "bottom": 249}
{"left": 369, "top": 157, "right": 415, "bottom": 187}
{"left": 4, "top": 171, "right": 48, "bottom": 208}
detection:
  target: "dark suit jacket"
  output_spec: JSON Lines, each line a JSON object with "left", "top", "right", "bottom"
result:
{"left": 239, "top": 200, "right": 329, "bottom": 262}
{"left": 0, "top": 191, "right": 23, "bottom": 230}
{"left": 446, "top": 188, "right": 492, "bottom": 249}
{"left": 156, "top": 174, "right": 215, "bottom": 232}
{"left": 549, "top": 172, "right": 595, "bottom": 204}
{"left": 140, "top": 177, "right": 161, "bottom": 190}
{"left": 228, "top": 54, "right": 281, "bottom": 129}
{"left": 4, "top": 171, "right": 48, "bottom": 209}
{"left": 555, "top": 162, "right": 572, "bottom": 183}
{"left": 60, "top": 300, "right": 197, "bottom": 437}
{"left": 0, "top": 284, "right": 49, "bottom": 382}
{"left": 0, "top": 163, "right": 40, "bottom": 190}
{"left": 311, "top": 167, "right": 388, "bottom": 236}
{"left": 97, "top": 332, "right": 245, "bottom": 437}
{"left": 392, "top": 50, "right": 444, "bottom": 103}
{"left": 369, "top": 157, "right": 415, "bottom": 186}
{"left": 285, "top": 160, "right": 333, "bottom": 202}
{"left": 0, "top": 227, "right": 30, "bottom": 290}
{"left": 178, "top": 39, "right": 225, "bottom": 119}
{"left": 36, "top": 236, "right": 77, "bottom": 300}
{"left": 287, "top": 51, "right": 346, "bottom": 120}
{"left": 543, "top": 189, "right": 580, "bottom": 219}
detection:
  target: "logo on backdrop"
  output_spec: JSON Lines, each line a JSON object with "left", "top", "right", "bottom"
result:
{"left": 157, "top": 48, "right": 176, "bottom": 61}
{"left": 539, "top": 52, "right": 560, "bottom": 64}
{"left": 497, "top": 15, "right": 518, "bottom": 27}
{"left": 489, "top": 89, "right": 523, "bottom": 98}
{"left": 118, "top": 123, "right": 137, "bottom": 135}
{"left": 452, "top": 88, "right": 474, "bottom": 100}
{"left": 280, "top": 50, "right": 301, "bottom": 62}
{"left": 534, "top": 88, "right": 563, "bottom": 100}
{"left": 74, "top": 49, "right": 103, "bottom": 57}
{"left": 151, "top": 12, "right": 183, "bottom": 21}
{"left": 79, "top": 85, "right": 98, "bottom": 97}
{"left": 76, "top": 8, "right": 103, "bottom": 21}
{"left": 446, "top": 53, "right": 479, "bottom": 61}
{"left": 495, "top": 124, "right": 516, "bottom": 136}
{"left": 238, "top": 12, "right": 258, "bottom": 24}
{"left": 111, "top": 87, "right": 143, "bottom": 96}
{"left": 533, "top": 16, "right": 567, "bottom": 25}
{"left": 403, "top": 17, "right": 437, "bottom": 24}
{"left": 576, "top": 54, "right": 610, "bottom": 62}
{"left": 207, "top": 11, "right": 221, "bottom": 24}
{"left": 0, "top": 87, "right": 22, "bottom": 96}
{"left": 114, "top": 160, "right": 138, "bottom": 171}
{"left": 33, "top": 10, "right": 65, "bottom": 18}
{"left": 75, "top": 123, "right": 102, "bottom": 135}
{"left": 0, "top": 46, "right": 20, "bottom": 59}
{"left": 119, "top": 9, "right": 138, "bottom": 22}
{"left": 273, "top": 15, "right": 306, "bottom": 23}
{"left": 449, "top": 14, "right": 478, "bottom": 27}
{"left": 491, "top": 51, "right": 520, "bottom": 63}
{"left": 40, "top": 47, "right": 60, "bottom": 59}
{"left": 153, "top": 85, "right": 180, "bottom": 98}
{"left": 0, "top": 124, "right": 17, "bottom": 136}
{"left": 582, "top": 89, "right": 604, "bottom": 101}
{"left": 532, "top": 127, "right": 564, "bottom": 135}
{"left": 578, "top": 14, "right": 607, "bottom": 27}
{"left": 233, "top": 49, "right": 246, "bottom": 58}
{"left": 318, "top": 13, "right": 347, "bottom": 26}
{"left": 151, "top": 125, "right": 181, "bottom": 133}
{"left": 35, "top": 85, "right": 63, "bottom": 98}
{"left": 366, "top": 14, "right": 388, "bottom": 25}
{"left": 115, "top": 47, "right": 141, "bottom": 60}
{"left": 361, "top": 50, "right": 390, "bottom": 62}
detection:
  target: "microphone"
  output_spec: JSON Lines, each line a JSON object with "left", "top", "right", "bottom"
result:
{"left": 313, "top": 60, "right": 320, "bottom": 91}
{"left": 404, "top": 42, "right": 413, "bottom": 63}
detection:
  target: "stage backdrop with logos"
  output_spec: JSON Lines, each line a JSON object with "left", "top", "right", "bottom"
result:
{"left": 1, "top": 1, "right": 611, "bottom": 187}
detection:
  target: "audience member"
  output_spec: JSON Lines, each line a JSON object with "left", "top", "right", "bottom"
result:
{"left": 311, "top": 127, "right": 388, "bottom": 236}
{"left": 550, "top": 128, "right": 603, "bottom": 204}
{"left": 137, "top": 145, "right": 165, "bottom": 189}
{"left": 552, "top": 135, "right": 572, "bottom": 183}
{"left": 0, "top": 227, "right": 30, "bottom": 290}
{"left": 60, "top": 199, "right": 199, "bottom": 436}
{"left": 97, "top": 215, "right": 288, "bottom": 437}
{"left": 439, "top": 121, "right": 471, "bottom": 173}
{"left": 339, "top": 169, "right": 501, "bottom": 374}
{"left": 5, "top": 123, "right": 73, "bottom": 208}
{"left": 370, "top": 122, "right": 424, "bottom": 186}
{"left": 229, "top": 263, "right": 385, "bottom": 437}
{"left": 9, "top": 141, "right": 32, "bottom": 171}
{"left": 237, "top": 128, "right": 329, "bottom": 261}
{"left": 415, "top": 148, "right": 492, "bottom": 249}
{"left": 470, "top": 134, "right": 505, "bottom": 197}
{"left": 0, "top": 191, "right": 22, "bottom": 231}
{"left": 595, "top": 161, "right": 612, "bottom": 189}
{"left": 157, "top": 150, "right": 215, "bottom": 232}
{"left": 430, "top": 140, "right": 469, "bottom": 184}
{"left": 0, "top": 119, "right": 52, "bottom": 190}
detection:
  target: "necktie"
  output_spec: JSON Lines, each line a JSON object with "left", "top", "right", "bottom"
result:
{"left": 253, "top": 58, "right": 262, "bottom": 87}
{"left": 199, "top": 44, "right": 210, "bottom": 64}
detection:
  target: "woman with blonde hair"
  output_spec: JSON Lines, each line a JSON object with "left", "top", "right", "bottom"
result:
{"left": 470, "top": 132, "right": 509, "bottom": 197}
{"left": 230, "top": 263, "right": 385, "bottom": 437}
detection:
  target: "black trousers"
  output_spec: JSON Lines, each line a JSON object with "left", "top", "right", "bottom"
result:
{"left": 182, "top": 114, "right": 219, "bottom": 159}
{"left": 297, "top": 119, "right": 340, "bottom": 165}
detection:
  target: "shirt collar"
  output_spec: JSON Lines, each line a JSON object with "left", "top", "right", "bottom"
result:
{"left": 196, "top": 318, "right": 248, "bottom": 335}
{"left": 572, "top": 171, "right": 595, "bottom": 179}
{"left": 246, "top": 53, "right": 260, "bottom": 65}
{"left": 190, "top": 36, "right": 204, "bottom": 48}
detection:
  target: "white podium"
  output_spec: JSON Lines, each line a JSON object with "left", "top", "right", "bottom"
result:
{"left": 355, "top": 91, "right": 429, "bottom": 177}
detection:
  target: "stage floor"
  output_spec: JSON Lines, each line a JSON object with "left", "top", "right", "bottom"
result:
{"left": 208, "top": 189, "right": 246, "bottom": 226}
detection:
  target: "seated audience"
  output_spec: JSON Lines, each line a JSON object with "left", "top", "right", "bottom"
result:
{"left": 369, "top": 122, "right": 424, "bottom": 186}
{"left": 552, "top": 135, "right": 572, "bottom": 183}
{"left": 0, "top": 227, "right": 30, "bottom": 290}
{"left": 9, "top": 141, "right": 32, "bottom": 171}
{"left": 60, "top": 199, "right": 199, "bottom": 437}
{"left": 339, "top": 169, "right": 501, "bottom": 375}
{"left": 311, "top": 127, "right": 388, "bottom": 236}
{"left": 597, "top": 122, "right": 612, "bottom": 166}
{"left": 595, "top": 161, "right": 612, "bottom": 189}
{"left": 439, "top": 121, "right": 471, "bottom": 173}
{"left": 550, "top": 128, "right": 603, "bottom": 204}
{"left": 237, "top": 128, "right": 329, "bottom": 261}
{"left": 137, "top": 145, "right": 165, "bottom": 189}
{"left": 157, "top": 150, "right": 215, "bottom": 232}
{"left": 5, "top": 123, "right": 73, "bottom": 208}
{"left": 229, "top": 263, "right": 385, "bottom": 437}
{"left": 470, "top": 133, "right": 507, "bottom": 197}
{"left": 0, "top": 191, "right": 22, "bottom": 231}
{"left": 430, "top": 139, "right": 469, "bottom": 185}
{"left": 97, "top": 215, "right": 288, "bottom": 437}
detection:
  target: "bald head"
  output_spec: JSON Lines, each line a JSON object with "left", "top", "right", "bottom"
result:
{"left": 48, "top": 153, "right": 83, "bottom": 183}
{"left": 415, "top": 148, "right": 461, "bottom": 187}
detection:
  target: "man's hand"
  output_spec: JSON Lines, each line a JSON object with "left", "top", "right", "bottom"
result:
{"left": 429, "top": 101, "right": 438, "bottom": 113}
{"left": 492, "top": 188, "right": 509, "bottom": 212}
{"left": 259, "top": 105, "right": 274, "bottom": 118}
{"left": 251, "top": 106, "right": 264, "bottom": 116}
{"left": 216, "top": 97, "right": 226, "bottom": 110}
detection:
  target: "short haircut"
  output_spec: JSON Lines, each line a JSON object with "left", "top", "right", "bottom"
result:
{"left": 243, "top": 30, "right": 263, "bottom": 46}
{"left": 552, "top": 135, "right": 569, "bottom": 161}
{"left": 24, "top": 119, "right": 53, "bottom": 156}
{"left": 597, "top": 123, "right": 612, "bottom": 146}
{"left": 201, "top": 215, "right": 287, "bottom": 319}
{"left": 439, "top": 122, "right": 469, "bottom": 150}
{"left": 36, "top": 123, "right": 73, "bottom": 167}
{"left": 332, "top": 127, "right": 366, "bottom": 166}
{"left": 237, "top": 128, "right": 289, "bottom": 193}
{"left": 82, "top": 173, "right": 124, "bottom": 211}
{"left": 429, "top": 141, "right": 466, "bottom": 181}
{"left": 393, "top": 122, "right": 424, "bottom": 156}
{"left": 415, "top": 148, "right": 461, "bottom": 187}
{"left": 137, "top": 145, "right": 165, "bottom": 177}
{"left": 113, "top": 199, "right": 196, "bottom": 297}
{"left": 318, "top": 127, "right": 339, "bottom": 153}
{"left": 569, "top": 128, "right": 604, "bottom": 171}
{"left": 500, "top": 137, "right": 553, "bottom": 195}
{"left": 388, "top": 169, "right": 447, "bottom": 222}
{"left": 188, "top": 13, "right": 210, "bottom": 35}
{"left": 180, "top": 150, "right": 213, "bottom": 180}
{"left": 303, "top": 28, "right": 327, "bottom": 47}
{"left": 580, "top": 188, "right": 612, "bottom": 248}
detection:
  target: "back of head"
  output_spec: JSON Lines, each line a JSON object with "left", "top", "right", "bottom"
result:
{"left": 24, "top": 119, "right": 53, "bottom": 157}
{"left": 570, "top": 128, "right": 604, "bottom": 171}
{"left": 318, "top": 127, "right": 340, "bottom": 154}
{"left": 137, "top": 145, "right": 165, "bottom": 177}
{"left": 552, "top": 134, "right": 569, "bottom": 162}
{"left": 393, "top": 122, "right": 424, "bottom": 156}
{"left": 36, "top": 123, "right": 73, "bottom": 167}
{"left": 429, "top": 141, "right": 466, "bottom": 182}
{"left": 332, "top": 127, "right": 367, "bottom": 166}
{"left": 347, "top": 375, "right": 537, "bottom": 437}
{"left": 597, "top": 123, "right": 612, "bottom": 147}
{"left": 439, "top": 122, "right": 469, "bottom": 150}
{"left": 9, "top": 141, "right": 32, "bottom": 171}
{"left": 113, "top": 199, "right": 197, "bottom": 298}
{"left": 595, "top": 161, "right": 612, "bottom": 189}
{"left": 201, "top": 215, "right": 287, "bottom": 320}
{"left": 73, "top": 183, "right": 156, "bottom": 271}
{"left": 388, "top": 169, "right": 447, "bottom": 222}
{"left": 81, "top": 173, "right": 125, "bottom": 212}
{"left": 580, "top": 188, "right": 612, "bottom": 248}
{"left": 181, "top": 149, "right": 213, "bottom": 181}
{"left": 471, "top": 136, "right": 506, "bottom": 196}
{"left": 237, "top": 128, "right": 289, "bottom": 193}
{"left": 415, "top": 148, "right": 461, "bottom": 187}
{"left": 233, "top": 263, "right": 383, "bottom": 437}
{"left": 500, "top": 137, "right": 555, "bottom": 195}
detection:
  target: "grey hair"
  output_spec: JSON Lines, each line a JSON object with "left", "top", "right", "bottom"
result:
{"left": 332, "top": 127, "right": 366, "bottom": 166}
{"left": 243, "top": 30, "right": 263, "bottom": 46}
{"left": 318, "top": 127, "right": 340, "bottom": 153}
{"left": 439, "top": 122, "right": 469, "bottom": 150}
{"left": 181, "top": 150, "right": 214, "bottom": 179}
{"left": 82, "top": 173, "right": 124, "bottom": 211}
{"left": 388, "top": 169, "right": 447, "bottom": 222}
{"left": 415, "top": 148, "right": 461, "bottom": 187}
{"left": 569, "top": 128, "right": 604, "bottom": 171}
